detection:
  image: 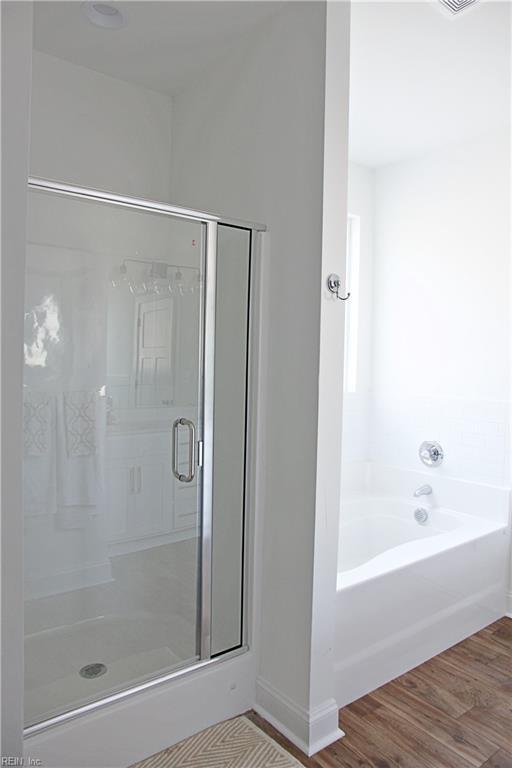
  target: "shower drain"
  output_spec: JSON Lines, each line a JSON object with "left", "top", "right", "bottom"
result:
{"left": 79, "top": 662, "right": 107, "bottom": 679}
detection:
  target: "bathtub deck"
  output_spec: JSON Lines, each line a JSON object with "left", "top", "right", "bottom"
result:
{"left": 247, "top": 616, "right": 512, "bottom": 768}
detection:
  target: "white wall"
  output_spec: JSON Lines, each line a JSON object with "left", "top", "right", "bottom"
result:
{"left": 371, "top": 131, "right": 510, "bottom": 485}
{"left": 30, "top": 51, "right": 172, "bottom": 201}
{"left": 1, "top": 2, "right": 34, "bottom": 758}
{"left": 344, "top": 130, "right": 511, "bottom": 487}
{"left": 170, "top": 2, "right": 346, "bottom": 753}
{"left": 343, "top": 132, "right": 511, "bottom": 489}
{"left": 309, "top": 1, "right": 350, "bottom": 753}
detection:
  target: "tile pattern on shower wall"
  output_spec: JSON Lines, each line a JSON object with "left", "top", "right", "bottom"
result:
{"left": 369, "top": 394, "right": 510, "bottom": 485}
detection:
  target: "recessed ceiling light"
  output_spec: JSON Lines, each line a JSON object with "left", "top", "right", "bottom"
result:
{"left": 82, "top": 2, "right": 126, "bottom": 29}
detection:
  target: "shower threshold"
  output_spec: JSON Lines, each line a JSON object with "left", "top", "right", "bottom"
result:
{"left": 24, "top": 642, "right": 248, "bottom": 737}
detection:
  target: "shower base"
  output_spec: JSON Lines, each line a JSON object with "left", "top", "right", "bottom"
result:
{"left": 25, "top": 611, "right": 196, "bottom": 727}
{"left": 24, "top": 539, "right": 199, "bottom": 728}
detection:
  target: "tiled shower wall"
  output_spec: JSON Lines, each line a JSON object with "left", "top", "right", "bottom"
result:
{"left": 343, "top": 127, "right": 511, "bottom": 491}
{"left": 370, "top": 395, "right": 510, "bottom": 486}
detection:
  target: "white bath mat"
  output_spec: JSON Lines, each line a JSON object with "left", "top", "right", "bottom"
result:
{"left": 130, "top": 715, "right": 304, "bottom": 768}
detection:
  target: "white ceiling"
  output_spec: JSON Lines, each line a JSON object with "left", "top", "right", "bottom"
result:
{"left": 33, "top": 1, "right": 283, "bottom": 95}
{"left": 34, "top": 1, "right": 511, "bottom": 168}
{"left": 349, "top": 1, "right": 510, "bottom": 167}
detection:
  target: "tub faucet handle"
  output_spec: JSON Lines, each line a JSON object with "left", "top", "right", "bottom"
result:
{"left": 419, "top": 441, "right": 444, "bottom": 467}
{"left": 414, "top": 484, "right": 432, "bottom": 497}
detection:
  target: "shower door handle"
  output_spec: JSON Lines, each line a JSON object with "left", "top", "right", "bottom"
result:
{"left": 172, "top": 418, "right": 196, "bottom": 483}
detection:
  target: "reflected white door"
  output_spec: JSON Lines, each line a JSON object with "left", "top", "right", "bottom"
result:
{"left": 135, "top": 296, "right": 174, "bottom": 408}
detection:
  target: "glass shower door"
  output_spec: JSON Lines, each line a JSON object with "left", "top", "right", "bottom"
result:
{"left": 23, "top": 187, "right": 205, "bottom": 727}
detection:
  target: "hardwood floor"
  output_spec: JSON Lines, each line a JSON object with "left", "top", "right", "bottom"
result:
{"left": 248, "top": 617, "right": 512, "bottom": 768}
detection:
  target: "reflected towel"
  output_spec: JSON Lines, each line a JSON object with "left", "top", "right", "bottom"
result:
{"left": 23, "top": 390, "right": 51, "bottom": 457}
{"left": 57, "top": 390, "right": 101, "bottom": 508}
{"left": 23, "top": 390, "right": 56, "bottom": 516}
{"left": 63, "top": 390, "right": 96, "bottom": 457}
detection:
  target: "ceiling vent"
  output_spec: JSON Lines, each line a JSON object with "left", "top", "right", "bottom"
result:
{"left": 439, "top": 0, "right": 479, "bottom": 14}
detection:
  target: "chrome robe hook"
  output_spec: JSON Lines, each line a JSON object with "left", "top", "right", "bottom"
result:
{"left": 327, "top": 273, "right": 350, "bottom": 301}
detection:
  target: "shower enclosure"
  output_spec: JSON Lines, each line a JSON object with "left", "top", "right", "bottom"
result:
{"left": 23, "top": 178, "right": 263, "bottom": 732}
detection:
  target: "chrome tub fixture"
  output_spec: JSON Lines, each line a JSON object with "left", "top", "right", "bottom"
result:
{"left": 419, "top": 441, "right": 444, "bottom": 467}
{"left": 414, "top": 508, "right": 429, "bottom": 525}
{"left": 414, "top": 484, "right": 432, "bottom": 497}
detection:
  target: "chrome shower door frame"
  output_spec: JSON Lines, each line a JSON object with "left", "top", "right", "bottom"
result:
{"left": 199, "top": 219, "right": 216, "bottom": 660}
{"left": 24, "top": 177, "right": 264, "bottom": 737}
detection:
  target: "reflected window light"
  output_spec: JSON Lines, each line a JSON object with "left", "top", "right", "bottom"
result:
{"left": 344, "top": 215, "right": 360, "bottom": 394}
{"left": 24, "top": 294, "right": 61, "bottom": 368}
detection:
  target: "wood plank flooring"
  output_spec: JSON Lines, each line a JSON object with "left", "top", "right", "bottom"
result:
{"left": 247, "top": 617, "right": 512, "bottom": 768}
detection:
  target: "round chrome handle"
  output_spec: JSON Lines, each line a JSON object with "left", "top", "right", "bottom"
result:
{"left": 419, "top": 441, "right": 444, "bottom": 467}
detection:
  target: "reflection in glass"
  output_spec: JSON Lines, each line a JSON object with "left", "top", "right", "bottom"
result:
{"left": 24, "top": 294, "right": 61, "bottom": 368}
{"left": 23, "top": 189, "right": 204, "bottom": 726}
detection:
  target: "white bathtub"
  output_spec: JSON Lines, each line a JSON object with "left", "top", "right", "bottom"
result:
{"left": 338, "top": 497, "right": 504, "bottom": 589}
{"left": 335, "top": 465, "right": 510, "bottom": 709}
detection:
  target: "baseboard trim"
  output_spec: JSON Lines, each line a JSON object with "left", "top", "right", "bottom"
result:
{"left": 255, "top": 678, "right": 344, "bottom": 756}
{"left": 253, "top": 701, "right": 310, "bottom": 755}
{"left": 506, "top": 590, "right": 512, "bottom": 618}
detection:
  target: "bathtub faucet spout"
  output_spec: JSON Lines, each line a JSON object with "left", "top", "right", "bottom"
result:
{"left": 414, "top": 484, "right": 433, "bottom": 497}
